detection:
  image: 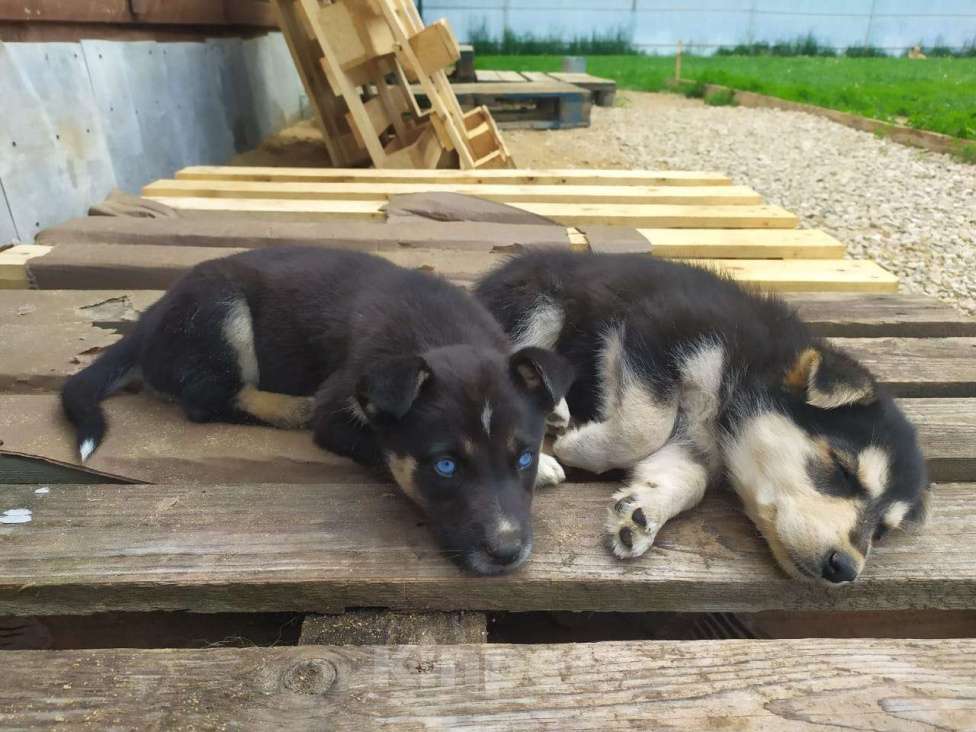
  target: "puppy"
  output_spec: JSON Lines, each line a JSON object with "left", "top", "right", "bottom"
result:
{"left": 475, "top": 250, "right": 930, "bottom": 584}
{"left": 62, "top": 247, "right": 573, "bottom": 575}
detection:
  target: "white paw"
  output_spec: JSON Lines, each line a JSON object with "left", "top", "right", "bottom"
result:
{"left": 606, "top": 488, "right": 661, "bottom": 559}
{"left": 535, "top": 453, "right": 566, "bottom": 487}
{"left": 545, "top": 397, "right": 571, "bottom": 436}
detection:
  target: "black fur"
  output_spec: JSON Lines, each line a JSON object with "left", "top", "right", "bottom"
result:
{"left": 62, "top": 247, "right": 572, "bottom": 575}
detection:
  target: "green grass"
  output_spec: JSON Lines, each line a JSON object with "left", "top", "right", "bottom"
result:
{"left": 476, "top": 55, "right": 976, "bottom": 140}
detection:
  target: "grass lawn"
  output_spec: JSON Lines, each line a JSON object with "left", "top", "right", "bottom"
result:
{"left": 476, "top": 55, "right": 976, "bottom": 140}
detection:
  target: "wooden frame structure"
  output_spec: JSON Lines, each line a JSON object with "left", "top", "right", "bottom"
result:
{"left": 272, "top": 0, "right": 512, "bottom": 168}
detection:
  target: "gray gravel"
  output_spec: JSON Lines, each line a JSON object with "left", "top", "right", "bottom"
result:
{"left": 505, "top": 92, "right": 976, "bottom": 315}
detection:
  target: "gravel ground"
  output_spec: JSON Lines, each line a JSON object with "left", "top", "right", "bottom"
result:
{"left": 503, "top": 92, "right": 976, "bottom": 315}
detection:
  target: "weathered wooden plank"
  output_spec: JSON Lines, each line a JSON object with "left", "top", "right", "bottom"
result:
{"left": 0, "top": 478, "right": 971, "bottom": 615}
{"left": 299, "top": 610, "right": 487, "bottom": 646}
{"left": 0, "top": 394, "right": 363, "bottom": 486}
{"left": 787, "top": 293, "right": 976, "bottom": 338}
{"left": 3, "top": 295, "right": 973, "bottom": 397}
{"left": 175, "top": 165, "right": 733, "bottom": 186}
{"left": 142, "top": 179, "right": 764, "bottom": 205}
{"left": 0, "top": 1, "right": 278, "bottom": 25}
{"left": 35, "top": 217, "right": 573, "bottom": 251}
{"left": 0, "top": 244, "right": 51, "bottom": 287}
{"left": 18, "top": 244, "right": 895, "bottom": 292}
{"left": 145, "top": 196, "right": 800, "bottom": 228}
{"left": 1, "top": 640, "right": 973, "bottom": 729}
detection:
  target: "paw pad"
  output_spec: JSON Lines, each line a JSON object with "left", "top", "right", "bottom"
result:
{"left": 606, "top": 491, "right": 659, "bottom": 559}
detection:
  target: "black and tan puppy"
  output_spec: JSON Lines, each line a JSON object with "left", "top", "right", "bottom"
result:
{"left": 476, "top": 250, "right": 930, "bottom": 584}
{"left": 61, "top": 247, "right": 573, "bottom": 575}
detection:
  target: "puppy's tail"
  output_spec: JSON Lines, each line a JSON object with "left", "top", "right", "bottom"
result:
{"left": 61, "top": 330, "right": 142, "bottom": 462}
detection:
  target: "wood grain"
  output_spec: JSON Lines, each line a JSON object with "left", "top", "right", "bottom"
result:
{"left": 1, "top": 640, "right": 973, "bottom": 729}
{"left": 142, "top": 179, "right": 763, "bottom": 205}
{"left": 0, "top": 480, "right": 972, "bottom": 615}
{"left": 175, "top": 165, "right": 732, "bottom": 186}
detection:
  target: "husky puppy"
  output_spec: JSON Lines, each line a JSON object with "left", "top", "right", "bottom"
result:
{"left": 61, "top": 247, "right": 573, "bottom": 575}
{"left": 475, "top": 250, "right": 929, "bottom": 584}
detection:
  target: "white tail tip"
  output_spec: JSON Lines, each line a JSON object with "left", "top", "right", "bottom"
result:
{"left": 79, "top": 438, "right": 96, "bottom": 463}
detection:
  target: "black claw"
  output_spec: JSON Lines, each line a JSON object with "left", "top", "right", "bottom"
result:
{"left": 632, "top": 507, "right": 647, "bottom": 528}
{"left": 614, "top": 496, "right": 634, "bottom": 514}
{"left": 619, "top": 527, "right": 633, "bottom": 549}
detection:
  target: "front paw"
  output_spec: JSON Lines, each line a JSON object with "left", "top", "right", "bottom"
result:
{"left": 606, "top": 489, "right": 661, "bottom": 559}
{"left": 545, "top": 397, "right": 571, "bottom": 436}
{"left": 535, "top": 453, "right": 566, "bottom": 487}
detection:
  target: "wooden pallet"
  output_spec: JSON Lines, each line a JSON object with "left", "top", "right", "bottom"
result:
{"left": 3, "top": 167, "right": 972, "bottom": 725}
{"left": 505, "top": 70, "right": 618, "bottom": 106}
{"left": 272, "top": 0, "right": 512, "bottom": 168}
{"left": 431, "top": 80, "right": 592, "bottom": 129}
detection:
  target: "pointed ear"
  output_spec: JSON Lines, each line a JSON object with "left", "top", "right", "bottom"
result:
{"left": 510, "top": 347, "right": 574, "bottom": 412}
{"left": 784, "top": 346, "right": 876, "bottom": 409}
{"left": 356, "top": 356, "right": 431, "bottom": 422}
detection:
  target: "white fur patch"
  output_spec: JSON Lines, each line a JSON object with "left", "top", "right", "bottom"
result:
{"left": 481, "top": 400, "right": 493, "bottom": 437}
{"left": 79, "top": 438, "right": 96, "bottom": 463}
{"left": 883, "top": 500, "right": 912, "bottom": 529}
{"left": 534, "top": 453, "right": 566, "bottom": 487}
{"left": 512, "top": 298, "right": 564, "bottom": 350}
{"left": 223, "top": 298, "right": 259, "bottom": 386}
{"left": 857, "top": 445, "right": 890, "bottom": 498}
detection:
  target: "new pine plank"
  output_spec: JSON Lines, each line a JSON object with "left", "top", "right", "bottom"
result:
{"left": 20, "top": 244, "right": 895, "bottom": 292}
{"left": 0, "top": 478, "right": 972, "bottom": 614}
{"left": 1, "top": 640, "right": 973, "bottom": 729}
{"left": 145, "top": 196, "right": 799, "bottom": 229}
{"left": 636, "top": 228, "right": 846, "bottom": 259}
{"left": 142, "top": 179, "right": 764, "bottom": 205}
{"left": 175, "top": 165, "right": 733, "bottom": 186}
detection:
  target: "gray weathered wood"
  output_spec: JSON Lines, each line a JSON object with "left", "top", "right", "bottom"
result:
{"left": 0, "top": 480, "right": 971, "bottom": 615}
{"left": 839, "top": 337, "right": 976, "bottom": 397}
{"left": 0, "top": 640, "right": 973, "bottom": 729}
{"left": 787, "top": 293, "right": 976, "bottom": 337}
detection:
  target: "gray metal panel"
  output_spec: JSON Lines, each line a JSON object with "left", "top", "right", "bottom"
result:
{"left": 206, "top": 37, "right": 261, "bottom": 153}
{"left": 81, "top": 40, "right": 149, "bottom": 194}
{"left": 162, "top": 42, "right": 235, "bottom": 168}
{"left": 242, "top": 33, "right": 305, "bottom": 143}
{"left": 119, "top": 42, "right": 188, "bottom": 185}
{"left": 0, "top": 179, "right": 19, "bottom": 243}
{"left": 0, "top": 43, "right": 116, "bottom": 240}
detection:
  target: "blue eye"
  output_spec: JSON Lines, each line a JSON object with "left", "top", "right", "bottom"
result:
{"left": 517, "top": 450, "right": 534, "bottom": 470}
{"left": 434, "top": 458, "right": 457, "bottom": 478}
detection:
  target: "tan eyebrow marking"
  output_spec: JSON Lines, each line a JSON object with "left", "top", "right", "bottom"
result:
{"left": 857, "top": 446, "right": 890, "bottom": 498}
{"left": 883, "top": 500, "right": 912, "bottom": 529}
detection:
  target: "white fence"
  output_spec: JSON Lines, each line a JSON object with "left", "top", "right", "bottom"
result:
{"left": 422, "top": 0, "right": 976, "bottom": 54}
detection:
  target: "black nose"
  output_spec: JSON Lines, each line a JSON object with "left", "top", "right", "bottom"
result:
{"left": 822, "top": 551, "right": 859, "bottom": 583}
{"left": 483, "top": 530, "right": 524, "bottom": 566}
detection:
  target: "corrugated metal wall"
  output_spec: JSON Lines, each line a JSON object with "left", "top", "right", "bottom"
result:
{"left": 425, "top": 1, "right": 976, "bottom": 54}
{"left": 0, "top": 32, "right": 304, "bottom": 243}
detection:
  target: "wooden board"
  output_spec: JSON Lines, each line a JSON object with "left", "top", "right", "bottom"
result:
{"left": 12, "top": 244, "right": 898, "bottom": 293}
{"left": 175, "top": 165, "right": 733, "bottom": 186}
{"left": 635, "top": 228, "right": 846, "bottom": 259}
{"left": 144, "top": 197, "right": 800, "bottom": 229}
{"left": 0, "top": 244, "right": 51, "bottom": 288}
{"left": 3, "top": 294, "right": 973, "bottom": 397}
{"left": 0, "top": 477, "right": 972, "bottom": 614}
{"left": 143, "top": 179, "right": 764, "bottom": 205}
{"left": 1, "top": 640, "right": 973, "bottom": 728}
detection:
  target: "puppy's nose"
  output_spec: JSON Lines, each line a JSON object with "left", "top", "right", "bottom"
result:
{"left": 822, "top": 551, "right": 859, "bottom": 583}
{"left": 483, "top": 526, "right": 524, "bottom": 566}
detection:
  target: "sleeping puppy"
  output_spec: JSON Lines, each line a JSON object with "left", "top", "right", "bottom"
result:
{"left": 61, "top": 247, "right": 573, "bottom": 575}
{"left": 475, "top": 250, "right": 930, "bottom": 584}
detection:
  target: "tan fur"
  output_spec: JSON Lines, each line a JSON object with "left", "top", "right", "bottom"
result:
{"left": 386, "top": 453, "right": 423, "bottom": 507}
{"left": 784, "top": 347, "right": 873, "bottom": 409}
{"left": 883, "top": 500, "right": 912, "bottom": 530}
{"left": 857, "top": 446, "right": 890, "bottom": 498}
{"left": 235, "top": 385, "right": 313, "bottom": 429}
{"left": 784, "top": 348, "right": 820, "bottom": 392}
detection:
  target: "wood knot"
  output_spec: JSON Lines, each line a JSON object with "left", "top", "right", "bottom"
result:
{"left": 280, "top": 659, "right": 338, "bottom": 695}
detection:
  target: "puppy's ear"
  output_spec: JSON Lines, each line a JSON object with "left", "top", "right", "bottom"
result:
{"left": 356, "top": 356, "right": 431, "bottom": 422}
{"left": 510, "top": 347, "right": 574, "bottom": 412}
{"left": 784, "top": 346, "right": 876, "bottom": 409}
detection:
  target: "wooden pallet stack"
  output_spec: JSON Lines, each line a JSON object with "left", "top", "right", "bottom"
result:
{"left": 2, "top": 168, "right": 975, "bottom": 726}
{"left": 273, "top": 0, "right": 513, "bottom": 169}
